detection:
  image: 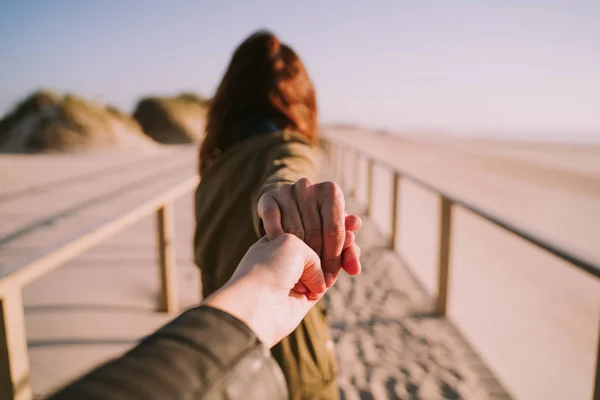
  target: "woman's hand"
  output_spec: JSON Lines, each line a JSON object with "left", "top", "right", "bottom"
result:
{"left": 204, "top": 234, "right": 328, "bottom": 348}
{"left": 258, "top": 178, "right": 361, "bottom": 287}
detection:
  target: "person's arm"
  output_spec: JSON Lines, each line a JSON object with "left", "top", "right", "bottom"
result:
{"left": 47, "top": 306, "right": 287, "bottom": 400}
{"left": 251, "top": 138, "right": 317, "bottom": 237}
{"left": 47, "top": 234, "right": 333, "bottom": 400}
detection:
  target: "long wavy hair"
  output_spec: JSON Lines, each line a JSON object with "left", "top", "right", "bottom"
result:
{"left": 199, "top": 30, "right": 318, "bottom": 174}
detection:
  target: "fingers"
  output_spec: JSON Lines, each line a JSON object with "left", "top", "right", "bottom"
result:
{"left": 336, "top": 230, "right": 361, "bottom": 277}
{"left": 345, "top": 214, "right": 362, "bottom": 232}
{"left": 257, "top": 194, "right": 284, "bottom": 240}
{"left": 317, "top": 181, "right": 346, "bottom": 286}
{"left": 293, "top": 178, "right": 322, "bottom": 256}
{"left": 343, "top": 230, "right": 355, "bottom": 250}
{"left": 269, "top": 185, "right": 305, "bottom": 240}
{"left": 259, "top": 180, "right": 360, "bottom": 291}
{"left": 293, "top": 237, "right": 326, "bottom": 296}
{"left": 341, "top": 244, "right": 361, "bottom": 276}
{"left": 293, "top": 280, "right": 308, "bottom": 294}
{"left": 264, "top": 234, "right": 323, "bottom": 296}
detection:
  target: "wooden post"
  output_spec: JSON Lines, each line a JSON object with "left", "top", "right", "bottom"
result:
{"left": 157, "top": 203, "right": 178, "bottom": 314}
{"left": 390, "top": 172, "right": 401, "bottom": 251}
{"left": 366, "top": 159, "right": 374, "bottom": 217}
{"left": 352, "top": 151, "right": 360, "bottom": 197}
{"left": 340, "top": 146, "right": 346, "bottom": 188}
{"left": 435, "top": 197, "right": 453, "bottom": 316}
{"left": 593, "top": 315, "right": 600, "bottom": 400}
{"left": 0, "top": 289, "right": 31, "bottom": 400}
{"left": 330, "top": 144, "right": 337, "bottom": 178}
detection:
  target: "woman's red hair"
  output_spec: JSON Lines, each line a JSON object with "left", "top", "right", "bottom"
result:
{"left": 199, "top": 30, "right": 318, "bottom": 173}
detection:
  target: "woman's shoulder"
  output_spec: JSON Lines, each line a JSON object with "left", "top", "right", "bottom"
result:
{"left": 263, "top": 130, "right": 315, "bottom": 158}
{"left": 277, "top": 129, "right": 313, "bottom": 144}
{"left": 242, "top": 128, "right": 313, "bottom": 148}
{"left": 201, "top": 130, "right": 314, "bottom": 176}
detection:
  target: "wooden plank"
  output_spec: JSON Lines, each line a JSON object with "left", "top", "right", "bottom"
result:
{"left": 0, "top": 289, "right": 31, "bottom": 400}
{"left": 435, "top": 197, "right": 453, "bottom": 316}
{"left": 330, "top": 144, "right": 337, "bottom": 178}
{"left": 366, "top": 159, "right": 375, "bottom": 218}
{"left": 390, "top": 172, "right": 401, "bottom": 251}
{"left": 0, "top": 176, "right": 198, "bottom": 296}
{"left": 340, "top": 146, "right": 346, "bottom": 188}
{"left": 157, "top": 204, "right": 178, "bottom": 314}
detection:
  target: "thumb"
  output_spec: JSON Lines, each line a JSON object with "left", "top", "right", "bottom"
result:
{"left": 258, "top": 194, "right": 284, "bottom": 240}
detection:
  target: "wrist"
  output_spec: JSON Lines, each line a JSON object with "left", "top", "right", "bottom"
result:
{"left": 203, "top": 280, "right": 276, "bottom": 348}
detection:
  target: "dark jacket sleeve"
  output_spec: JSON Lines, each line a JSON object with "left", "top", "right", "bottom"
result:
{"left": 47, "top": 306, "right": 288, "bottom": 400}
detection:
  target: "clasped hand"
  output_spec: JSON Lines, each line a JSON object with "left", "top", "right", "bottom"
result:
{"left": 258, "top": 178, "right": 362, "bottom": 289}
{"left": 206, "top": 179, "right": 361, "bottom": 347}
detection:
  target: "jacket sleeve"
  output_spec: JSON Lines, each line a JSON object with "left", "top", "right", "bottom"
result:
{"left": 252, "top": 139, "right": 317, "bottom": 236}
{"left": 47, "top": 306, "right": 288, "bottom": 400}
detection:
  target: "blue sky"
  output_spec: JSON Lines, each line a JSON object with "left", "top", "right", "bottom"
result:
{"left": 1, "top": 0, "right": 599, "bottom": 141}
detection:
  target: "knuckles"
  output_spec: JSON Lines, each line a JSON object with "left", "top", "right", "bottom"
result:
{"left": 317, "top": 181, "right": 343, "bottom": 202}
{"left": 295, "top": 177, "right": 313, "bottom": 188}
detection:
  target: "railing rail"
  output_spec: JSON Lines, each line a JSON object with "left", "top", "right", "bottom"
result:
{"left": 322, "top": 138, "right": 600, "bottom": 279}
{"left": 0, "top": 174, "right": 198, "bottom": 400}
{"left": 320, "top": 136, "right": 600, "bottom": 399}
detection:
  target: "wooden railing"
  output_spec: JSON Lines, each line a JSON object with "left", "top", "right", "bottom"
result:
{"left": 0, "top": 175, "right": 198, "bottom": 400}
{"left": 320, "top": 137, "right": 600, "bottom": 399}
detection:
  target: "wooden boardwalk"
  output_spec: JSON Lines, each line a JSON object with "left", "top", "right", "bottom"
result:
{"left": 1, "top": 136, "right": 595, "bottom": 399}
{"left": 0, "top": 147, "right": 201, "bottom": 397}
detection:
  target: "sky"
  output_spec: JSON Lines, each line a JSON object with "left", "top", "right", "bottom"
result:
{"left": 1, "top": 0, "right": 599, "bottom": 142}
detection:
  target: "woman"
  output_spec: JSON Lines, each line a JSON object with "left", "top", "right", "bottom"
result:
{"left": 194, "top": 31, "right": 342, "bottom": 399}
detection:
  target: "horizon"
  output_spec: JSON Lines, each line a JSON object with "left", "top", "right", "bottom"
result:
{"left": 1, "top": 1, "right": 599, "bottom": 142}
